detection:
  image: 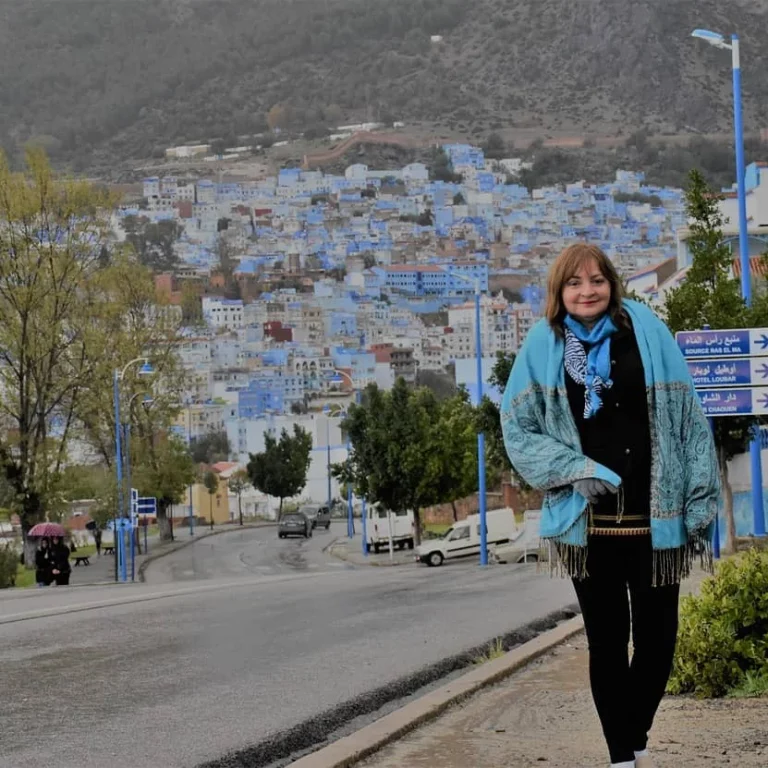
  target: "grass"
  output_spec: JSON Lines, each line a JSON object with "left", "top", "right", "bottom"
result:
{"left": 71, "top": 544, "right": 97, "bottom": 558}
{"left": 472, "top": 637, "right": 506, "bottom": 666}
{"left": 423, "top": 523, "right": 451, "bottom": 538}
{"left": 728, "top": 671, "right": 768, "bottom": 699}
{"left": 13, "top": 564, "right": 36, "bottom": 589}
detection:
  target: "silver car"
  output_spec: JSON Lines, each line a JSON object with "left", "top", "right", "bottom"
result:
{"left": 278, "top": 513, "right": 312, "bottom": 539}
{"left": 299, "top": 504, "right": 331, "bottom": 530}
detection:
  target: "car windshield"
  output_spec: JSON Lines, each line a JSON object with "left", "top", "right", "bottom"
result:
{"left": 299, "top": 507, "right": 317, "bottom": 515}
{"left": 282, "top": 515, "right": 304, "bottom": 522}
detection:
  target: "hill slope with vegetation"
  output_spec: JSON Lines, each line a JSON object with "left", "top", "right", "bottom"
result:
{"left": 3, "top": 0, "right": 768, "bottom": 168}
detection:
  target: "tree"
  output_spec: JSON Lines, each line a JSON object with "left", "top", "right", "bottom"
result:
{"left": 483, "top": 132, "right": 506, "bottom": 160}
{"left": 247, "top": 425, "right": 313, "bottom": 515}
{"left": 123, "top": 215, "right": 183, "bottom": 273}
{"left": 216, "top": 236, "right": 240, "bottom": 298}
{"left": 0, "top": 149, "right": 119, "bottom": 543}
{"left": 417, "top": 208, "right": 434, "bottom": 226}
{"left": 133, "top": 435, "right": 196, "bottom": 540}
{"left": 429, "top": 148, "right": 462, "bottom": 183}
{"left": 203, "top": 470, "right": 218, "bottom": 530}
{"left": 190, "top": 431, "right": 230, "bottom": 465}
{"left": 429, "top": 390, "right": 480, "bottom": 521}
{"left": 334, "top": 379, "right": 444, "bottom": 544}
{"left": 664, "top": 169, "right": 766, "bottom": 553}
{"left": 267, "top": 104, "right": 288, "bottom": 132}
{"left": 476, "top": 352, "right": 538, "bottom": 504}
{"left": 228, "top": 469, "right": 250, "bottom": 526}
{"left": 180, "top": 281, "right": 204, "bottom": 326}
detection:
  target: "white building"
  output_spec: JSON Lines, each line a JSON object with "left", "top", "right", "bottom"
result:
{"left": 225, "top": 413, "right": 350, "bottom": 506}
{"left": 202, "top": 297, "right": 245, "bottom": 330}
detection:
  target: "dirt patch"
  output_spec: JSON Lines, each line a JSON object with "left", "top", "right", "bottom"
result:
{"left": 360, "top": 636, "right": 768, "bottom": 768}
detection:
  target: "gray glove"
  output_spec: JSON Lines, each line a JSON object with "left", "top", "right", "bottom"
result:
{"left": 573, "top": 478, "right": 618, "bottom": 504}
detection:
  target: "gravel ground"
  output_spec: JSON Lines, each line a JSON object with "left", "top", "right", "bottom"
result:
{"left": 360, "top": 635, "right": 768, "bottom": 768}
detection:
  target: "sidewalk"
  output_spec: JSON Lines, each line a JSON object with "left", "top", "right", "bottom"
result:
{"left": 46, "top": 522, "right": 274, "bottom": 588}
{"left": 328, "top": 532, "right": 416, "bottom": 567}
{"left": 68, "top": 533, "right": 160, "bottom": 586}
{"left": 359, "top": 567, "right": 768, "bottom": 768}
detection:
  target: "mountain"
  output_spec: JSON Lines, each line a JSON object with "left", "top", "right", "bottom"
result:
{"left": 3, "top": 0, "right": 768, "bottom": 168}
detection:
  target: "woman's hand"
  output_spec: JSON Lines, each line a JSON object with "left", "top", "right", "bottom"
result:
{"left": 573, "top": 478, "right": 617, "bottom": 503}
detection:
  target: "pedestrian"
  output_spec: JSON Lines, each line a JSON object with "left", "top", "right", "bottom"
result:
{"left": 93, "top": 527, "right": 102, "bottom": 557}
{"left": 49, "top": 536, "right": 72, "bottom": 586}
{"left": 501, "top": 243, "right": 720, "bottom": 768}
{"left": 35, "top": 538, "right": 52, "bottom": 587}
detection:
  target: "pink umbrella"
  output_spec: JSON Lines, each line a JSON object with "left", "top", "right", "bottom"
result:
{"left": 27, "top": 522, "right": 66, "bottom": 538}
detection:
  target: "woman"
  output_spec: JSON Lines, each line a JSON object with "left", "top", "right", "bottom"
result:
{"left": 35, "top": 538, "right": 52, "bottom": 587}
{"left": 501, "top": 244, "right": 719, "bottom": 768}
{"left": 50, "top": 536, "right": 72, "bottom": 586}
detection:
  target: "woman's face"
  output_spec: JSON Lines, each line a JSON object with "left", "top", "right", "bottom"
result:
{"left": 561, "top": 259, "right": 611, "bottom": 326}
{"left": 52, "top": 537, "right": 61, "bottom": 545}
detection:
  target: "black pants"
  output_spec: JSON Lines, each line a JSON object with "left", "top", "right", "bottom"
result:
{"left": 572, "top": 535, "right": 679, "bottom": 764}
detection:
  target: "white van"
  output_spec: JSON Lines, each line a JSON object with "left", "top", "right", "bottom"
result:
{"left": 365, "top": 506, "right": 415, "bottom": 553}
{"left": 415, "top": 507, "right": 520, "bottom": 567}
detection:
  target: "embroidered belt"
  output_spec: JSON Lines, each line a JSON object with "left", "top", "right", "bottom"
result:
{"left": 588, "top": 526, "right": 651, "bottom": 536}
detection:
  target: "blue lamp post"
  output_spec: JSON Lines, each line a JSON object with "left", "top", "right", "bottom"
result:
{"left": 325, "top": 393, "right": 356, "bottom": 540}
{"left": 124, "top": 392, "right": 153, "bottom": 582}
{"left": 693, "top": 29, "right": 766, "bottom": 538}
{"left": 112, "top": 357, "right": 154, "bottom": 582}
{"left": 439, "top": 267, "right": 488, "bottom": 566}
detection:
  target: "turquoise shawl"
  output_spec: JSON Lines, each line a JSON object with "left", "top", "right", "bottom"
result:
{"left": 501, "top": 300, "right": 720, "bottom": 585}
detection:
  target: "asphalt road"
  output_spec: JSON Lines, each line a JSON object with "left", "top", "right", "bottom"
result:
{"left": 0, "top": 524, "right": 575, "bottom": 768}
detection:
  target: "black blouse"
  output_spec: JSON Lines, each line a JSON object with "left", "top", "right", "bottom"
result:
{"left": 565, "top": 320, "right": 652, "bottom": 531}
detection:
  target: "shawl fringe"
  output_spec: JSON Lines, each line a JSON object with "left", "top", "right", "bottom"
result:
{"left": 545, "top": 536, "right": 714, "bottom": 586}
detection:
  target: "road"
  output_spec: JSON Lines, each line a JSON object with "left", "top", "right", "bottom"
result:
{"left": 0, "top": 524, "right": 576, "bottom": 768}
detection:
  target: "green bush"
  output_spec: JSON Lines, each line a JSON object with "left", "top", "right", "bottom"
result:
{"left": 0, "top": 544, "right": 19, "bottom": 588}
{"left": 668, "top": 549, "right": 768, "bottom": 698}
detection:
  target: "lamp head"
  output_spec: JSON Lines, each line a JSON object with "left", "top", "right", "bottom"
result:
{"left": 138, "top": 361, "right": 154, "bottom": 376}
{"left": 691, "top": 29, "right": 731, "bottom": 50}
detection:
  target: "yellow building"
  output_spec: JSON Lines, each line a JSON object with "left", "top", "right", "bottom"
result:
{"left": 191, "top": 471, "right": 230, "bottom": 525}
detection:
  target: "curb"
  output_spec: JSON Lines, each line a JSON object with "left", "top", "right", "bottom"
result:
{"left": 289, "top": 615, "right": 585, "bottom": 768}
{"left": 328, "top": 544, "right": 412, "bottom": 568}
{"left": 137, "top": 523, "right": 275, "bottom": 582}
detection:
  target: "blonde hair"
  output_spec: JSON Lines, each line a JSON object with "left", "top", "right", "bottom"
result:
{"left": 545, "top": 244, "right": 625, "bottom": 333}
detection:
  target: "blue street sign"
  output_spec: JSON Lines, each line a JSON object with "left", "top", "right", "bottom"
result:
{"left": 697, "top": 387, "right": 768, "bottom": 416}
{"left": 676, "top": 328, "right": 768, "bottom": 358}
{"left": 687, "top": 358, "right": 768, "bottom": 387}
{"left": 136, "top": 497, "right": 157, "bottom": 515}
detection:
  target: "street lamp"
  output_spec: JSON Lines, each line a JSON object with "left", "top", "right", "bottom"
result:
{"left": 323, "top": 400, "right": 355, "bottom": 539}
{"left": 124, "top": 392, "right": 153, "bottom": 582}
{"left": 438, "top": 266, "right": 488, "bottom": 566}
{"left": 112, "top": 357, "right": 153, "bottom": 582}
{"left": 328, "top": 368, "right": 365, "bottom": 550}
{"left": 692, "top": 29, "right": 766, "bottom": 538}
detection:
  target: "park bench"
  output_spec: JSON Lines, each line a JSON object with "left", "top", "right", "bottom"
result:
{"left": 72, "top": 555, "right": 91, "bottom": 567}
{"left": 102, "top": 546, "right": 115, "bottom": 556}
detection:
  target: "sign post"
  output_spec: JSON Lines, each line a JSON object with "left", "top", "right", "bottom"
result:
{"left": 676, "top": 328, "right": 767, "bottom": 540}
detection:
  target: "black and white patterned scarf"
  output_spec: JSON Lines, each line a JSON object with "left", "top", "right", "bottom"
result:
{"left": 564, "top": 327, "right": 612, "bottom": 418}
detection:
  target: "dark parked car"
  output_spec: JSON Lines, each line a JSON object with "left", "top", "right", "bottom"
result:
{"left": 300, "top": 504, "right": 331, "bottom": 530}
{"left": 278, "top": 513, "right": 312, "bottom": 539}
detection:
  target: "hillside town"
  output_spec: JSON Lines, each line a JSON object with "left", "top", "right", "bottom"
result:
{"left": 113, "top": 142, "right": 718, "bottom": 518}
